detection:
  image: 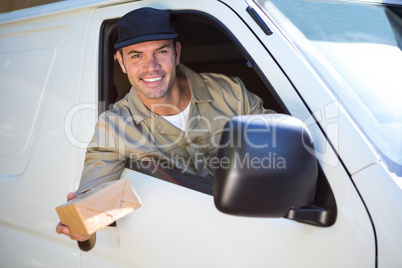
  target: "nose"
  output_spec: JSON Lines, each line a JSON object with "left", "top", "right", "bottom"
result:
{"left": 143, "top": 54, "right": 160, "bottom": 72}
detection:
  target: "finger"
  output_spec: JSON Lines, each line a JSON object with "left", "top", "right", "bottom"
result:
{"left": 67, "top": 192, "right": 78, "bottom": 201}
{"left": 69, "top": 234, "right": 91, "bottom": 242}
{"left": 55, "top": 222, "right": 70, "bottom": 235}
{"left": 56, "top": 223, "right": 91, "bottom": 241}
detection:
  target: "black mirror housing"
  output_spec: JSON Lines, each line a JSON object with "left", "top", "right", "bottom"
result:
{"left": 213, "top": 114, "right": 318, "bottom": 217}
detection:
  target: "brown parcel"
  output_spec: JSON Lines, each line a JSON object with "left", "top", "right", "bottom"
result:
{"left": 56, "top": 178, "right": 141, "bottom": 235}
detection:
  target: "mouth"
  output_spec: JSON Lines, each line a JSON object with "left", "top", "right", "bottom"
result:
{"left": 141, "top": 76, "right": 164, "bottom": 83}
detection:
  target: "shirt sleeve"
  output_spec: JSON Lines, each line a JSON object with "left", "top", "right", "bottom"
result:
{"left": 235, "top": 77, "right": 276, "bottom": 115}
{"left": 75, "top": 112, "right": 126, "bottom": 194}
{"left": 73, "top": 112, "right": 126, "bottom": 251}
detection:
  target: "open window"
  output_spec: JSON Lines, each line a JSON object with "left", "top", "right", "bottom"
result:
{"left": 98, "top": 10, "right": 336, "bottom": 226}
{"left": 97, "top": 11, "right": 286, "bottom": 195}
{"left": 99, "top": 11, "right": 285, "bottom": 114}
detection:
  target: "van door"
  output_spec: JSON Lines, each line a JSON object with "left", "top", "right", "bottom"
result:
{"left": 79, "top": 1, "right": 375, "bottom": 267}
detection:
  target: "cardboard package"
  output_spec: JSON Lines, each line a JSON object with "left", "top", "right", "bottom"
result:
{"left": 56, "top": 178, "right": 141, "bottom": 235}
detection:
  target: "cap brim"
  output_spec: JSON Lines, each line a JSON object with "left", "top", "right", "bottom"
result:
{"left": 114, "top": 33, "right": 178, "bottom": 49}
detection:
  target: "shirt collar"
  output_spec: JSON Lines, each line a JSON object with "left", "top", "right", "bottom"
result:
{"left": 177, "top": 64, "right": 214, "bottom": 103}
{"left": 128, "top": 64, "right": 213, "bottom": 124}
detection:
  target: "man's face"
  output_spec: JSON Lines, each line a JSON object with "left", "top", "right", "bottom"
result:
{"left": 117, "top": 39, "right": 181, "bottom": 101}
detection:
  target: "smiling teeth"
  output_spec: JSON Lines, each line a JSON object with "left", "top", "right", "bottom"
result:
{"left": 143, "top": 77, "right": 162, "bottom": 82}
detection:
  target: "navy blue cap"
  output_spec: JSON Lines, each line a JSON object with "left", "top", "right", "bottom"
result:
{"left": 115, "top": 7, "right": 178, "bottom": 49}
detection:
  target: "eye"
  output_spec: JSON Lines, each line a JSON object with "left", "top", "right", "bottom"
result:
{"left": 131, "top": 54, "right": 141, "bottom": 59}
{"left": 158, "top": 49, "right": 168, "bottom": 54}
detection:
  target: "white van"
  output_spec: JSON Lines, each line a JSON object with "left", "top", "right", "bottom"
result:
{"left": 1, "top": 0, "right": 401, "bottom": 267}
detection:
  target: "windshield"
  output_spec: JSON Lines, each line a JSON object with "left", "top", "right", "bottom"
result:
{"left": 255, "top": 0, "right": 402, "bottom": 177}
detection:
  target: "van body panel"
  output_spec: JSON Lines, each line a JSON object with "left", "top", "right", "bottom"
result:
{"left": 0, "top": 26, "right": 68, "bottom": 175}
{"left": 0, "top": 0, "right": 400, "bottom": 267}
{"left": 82, "top": 168, "right": 374, "bottom": 267}
{"left": 352, "top": 163, "right": 402, "bottom": 268}
{"left": 0, "top": 7, "right": 93, "bottom": 266}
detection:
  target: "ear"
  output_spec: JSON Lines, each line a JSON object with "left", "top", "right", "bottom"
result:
{"left": 116, "top": 50, "right": 127, "bottom": 74}
{"left": 175, "top": 41, "right": 181, "bottom": 66}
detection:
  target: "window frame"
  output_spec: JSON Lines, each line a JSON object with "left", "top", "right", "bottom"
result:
{"left": 97, "top": 10, "right": 336, "bottom": 222}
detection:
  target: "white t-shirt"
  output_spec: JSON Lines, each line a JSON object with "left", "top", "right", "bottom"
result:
{"left": 161, "top": 102, "right": 191, "bottom": 132}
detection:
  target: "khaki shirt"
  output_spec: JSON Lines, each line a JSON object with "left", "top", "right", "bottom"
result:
{"left": 77, "top": 64, "right": 274, "bottom": 193}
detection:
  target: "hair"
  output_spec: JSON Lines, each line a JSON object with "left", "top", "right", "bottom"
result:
{"left": 172, "top": 38, "right": 178, "bottom": 52}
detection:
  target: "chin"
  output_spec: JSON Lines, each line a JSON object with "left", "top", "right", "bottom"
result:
{"left": 145, "top": 90, "right": 168, "bottom": 100}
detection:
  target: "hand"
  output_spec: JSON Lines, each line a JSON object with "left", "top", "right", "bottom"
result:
{"left": 55, "top": 192, "right": 92, "bottom": 242}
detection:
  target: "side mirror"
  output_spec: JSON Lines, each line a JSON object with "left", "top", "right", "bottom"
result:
{"left": 214, "top": 114, "right": 318, "bottom": 219}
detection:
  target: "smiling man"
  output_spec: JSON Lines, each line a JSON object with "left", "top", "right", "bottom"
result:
{"left": 117, "top": 39, "right": 190, "bottom": 116}
{"left": 56, "top": 7, "right": 274, "bottom": 251}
